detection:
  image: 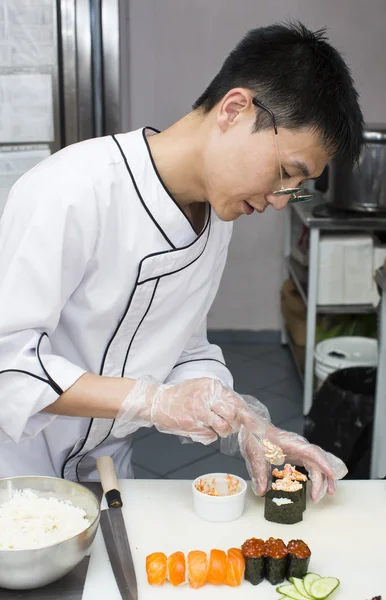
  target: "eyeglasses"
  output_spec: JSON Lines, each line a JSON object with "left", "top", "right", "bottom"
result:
{"left": 252, "top": 98, "right": 313, "bottom": 204}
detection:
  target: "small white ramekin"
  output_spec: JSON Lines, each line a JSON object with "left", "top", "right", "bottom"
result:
{"left": 192, "top": 472, "right": 247, "bottom": 523}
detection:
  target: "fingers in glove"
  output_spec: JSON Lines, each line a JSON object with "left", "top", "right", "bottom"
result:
{"left": 327, "top": 478, "right": 336, "bottom": 496}
{"left": 239, "top": 427, "right": 270, "bottom": 496}
{"left": 155, "top": 424, "right": 217, "bottom": 445}
{"left": 207, "top": 412, "right": 233, "bottom": 438}
{"left": 308, "top": 469, "right": 328, "bottom": 503}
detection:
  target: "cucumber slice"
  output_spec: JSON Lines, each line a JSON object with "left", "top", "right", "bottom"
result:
{"left": 292, "top": 577, "right": 313, "bottom": 598}
{"left": 310, "top": 577, "right": 340, "bottom": 599}
{"left": 303, "top": 573, "right": 321, "bottom": 596}
{"left": 276, "top": 583, "right": 312, "bottom": 600}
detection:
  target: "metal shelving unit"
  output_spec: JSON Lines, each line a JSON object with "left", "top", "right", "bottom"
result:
{"left": 286, "top": 255, "right": 377, "bottom": 315}
{"left": 283, "top": 193, "right": 386, "bottom": 416}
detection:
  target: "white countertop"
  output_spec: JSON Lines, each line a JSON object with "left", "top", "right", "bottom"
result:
{"left": 82, "top": 479, "right": 386, "bottom": 600}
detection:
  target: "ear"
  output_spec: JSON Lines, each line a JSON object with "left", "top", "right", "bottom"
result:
{"left": 217, "top": 88, "right": 252, "bottom": 132}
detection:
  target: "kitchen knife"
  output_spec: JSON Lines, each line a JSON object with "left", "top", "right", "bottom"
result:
{"left": 96, "top": 456, "right": 138, "bottom": 600}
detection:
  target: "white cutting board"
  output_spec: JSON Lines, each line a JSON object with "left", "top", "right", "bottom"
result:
{"left": 83, "top": 479, "right": 386, "bottom": 600}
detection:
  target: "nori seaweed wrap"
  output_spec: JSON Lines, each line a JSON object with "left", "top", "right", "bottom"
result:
{"left": 264, "top": 489, "right": 303, "bottom": 525}
{"left": 241, "top": 538, "right": 265, "bottom": 585}
{"left": 286, "top": 539, "right": 311, "bottom": 579}
{"left": 265, "top": 537, "right": 288, "bottom": 585}
{"left": 272, "top": 465, "right": 308, "bottom": 511}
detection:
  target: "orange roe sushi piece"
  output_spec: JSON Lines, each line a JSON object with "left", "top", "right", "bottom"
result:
{"left": 146, "top": 552, "right": 167, "bottom": 585}
{"left": 224, "top": 547, "right": 245, "bottom": 587}
{"left": 167, "top": 551, "right": 186, "bottom": 586}
{"left": 206, "top": 549, "right": 227, "bottom": 585}
{"left": 187, "top": 550, "right": 208, "bottom": 589}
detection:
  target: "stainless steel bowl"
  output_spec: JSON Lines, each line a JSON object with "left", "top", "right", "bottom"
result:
{"left": 0, "top": 476, "right": 100, "bottom": 590}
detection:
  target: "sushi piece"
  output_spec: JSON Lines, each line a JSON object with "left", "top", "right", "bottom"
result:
{"left": 241, "top": 537, "right": 265, "bottom": 585}
{"left": 264, "top": 489, "right": 303, "bottom": 525}
{"left": 224, "top": 548, "right": 245, "bottom": 587}
{"left": 264, "top": 537, "right": 288, "bottom": 585}
{"left": 167, "top": 551, "right": 186, "bottom": 586}
{"left": 187, "top": 550, "right": 208, "bottom": 589}
{"left": 286, "top": 539, "right": 311, "bottom": 579}
{"left": 146, "top": 552, "right": 167, "bottom": 585}
{"left": 207, "top": 549, "right": 227, "bottom": 585}
{"left": 272, "top": 464, "right": 308, "bottom": 511}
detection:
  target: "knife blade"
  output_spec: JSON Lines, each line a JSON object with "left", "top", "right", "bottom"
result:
{"left": 96, "top": 456, "right": 138, "bottom": 600}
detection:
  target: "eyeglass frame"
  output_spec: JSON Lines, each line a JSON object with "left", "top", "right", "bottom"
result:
{"left": 251, "top": 97, "right": 313, "bottom": 204}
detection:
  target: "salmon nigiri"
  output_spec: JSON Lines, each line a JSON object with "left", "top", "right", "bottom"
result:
{"left": 187, "top": 550, "right": 208, "bottom": 589}
{"left": 224, "top": 547, "right": 245, "bottom": 587}
{"left": 167, "top": 551, "right": 186, "bottom": 586}
{"left": 146, "top": 552, "right": 167, "bottom": 585}
{"left": 206, "top": 549, "right": 227, "bottom": 585}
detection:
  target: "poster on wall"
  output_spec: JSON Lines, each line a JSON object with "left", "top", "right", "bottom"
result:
{"left": 0, "top": 145, "right": 51, "bottom": 215}
{"left": 0, "top": 74, "right": 54, "bottom": 143}
{"left": 0, "top": 0, "right": 55, "bottom": 144}
{"left": 0, "top": 0, "right": 55, "bottom": 68}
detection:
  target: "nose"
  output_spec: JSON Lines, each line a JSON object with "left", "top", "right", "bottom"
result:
{"left": 265, "top": 193, "right": 293, "bottom": 211}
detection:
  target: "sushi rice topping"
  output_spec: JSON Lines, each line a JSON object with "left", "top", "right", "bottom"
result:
{"left": 272, "top": 478, "right": 302, "bottom": 492}
{"left": 272, "top": 463, "right": 308, "bottom": 482}
{"left": 262, "top": 439, "right": 285, "bottom": 465}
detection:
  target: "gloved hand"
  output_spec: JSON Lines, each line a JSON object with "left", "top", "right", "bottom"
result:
{"left": 235, "top": 396, "right": 348, "bottom": 503}
{"left": 112, "top": 377, "right": 259, "bottom": 444}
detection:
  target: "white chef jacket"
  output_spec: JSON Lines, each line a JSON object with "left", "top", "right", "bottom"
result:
{"left": 0, "top": 127, "right": 233, "bottom": 482}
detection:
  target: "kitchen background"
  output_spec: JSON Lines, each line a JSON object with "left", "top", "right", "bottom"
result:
{"left": 0, "top": 0, "right": 385, "bottom": 483}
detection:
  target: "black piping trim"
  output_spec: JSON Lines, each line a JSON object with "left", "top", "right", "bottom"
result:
{"left": 142, "top": 127, "right": 198, "bottom": 233}
{"left": 75, "top": 420, "right": 115, "bottom": 482}
{"left": 61, "top": 417, "right": 93, "bottom": 479}
{"left": 174, "top": 358, "right": 227, "bottom": 368}
{"left": 0, "top": 369, "right": 56, "bottom": 390}
{"left": 111, "top": 135, "right": 176, "bottom": 249}
{"left": 72, "top": 279, "right": 159, "bottom": 481}
{"left": 37, "top": 333, "right": 63, "bottom": 395}
{"left": 138, "top": 244, "right": 209, "bottom": 286}
{"left": 62, "top": 131, "right": 213, "bottom": 478}
{"left": 121, "top": 278, "right": 160, "bottom": 376}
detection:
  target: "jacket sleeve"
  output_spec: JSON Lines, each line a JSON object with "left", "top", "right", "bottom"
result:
{"left": 0, "top": 156, "right": 99, "bottom": 443}
{"left": 164, "top": 238, "right": 233, "bottom": 389}
{"left": 164, "top": 318, "right": 234, "bottom": 388}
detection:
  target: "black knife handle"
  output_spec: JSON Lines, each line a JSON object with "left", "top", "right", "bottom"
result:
{"left": 96, "top": 456, "right": 123, "bottom": 508}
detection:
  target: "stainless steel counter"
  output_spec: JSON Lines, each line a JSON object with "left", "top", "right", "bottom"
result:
{"left": 294, "top": 193, "right": 386, "bottom": 230}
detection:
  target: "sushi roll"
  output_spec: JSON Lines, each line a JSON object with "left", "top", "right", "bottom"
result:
{"left": 264, "top": 489, "right": 303, "bottom": 525}
{"left": 241, "top": 538, "right": 265, "bottom": 585}
{"left": 264, "top": 537, "right": 288, "bottom": 585}
{"left": 224, "top": 548, "right": 245, "bottom": 587}
{"left": 187, "top": 550, "right": 208, "bottom": 589}
{"left": 272, "top": 464, "right": 308, "bottom": 511}
{"left": 167, "top": 551, "right": 186, "bottom": 586}
{"left": 286, "top": 540, "right": 311, "bottom": 579}
{"left": 146, "top": 552, "right": 167, "bottom": 585}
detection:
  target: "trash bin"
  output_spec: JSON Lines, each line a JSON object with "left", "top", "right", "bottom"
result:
{"left": 304, "top": 366, "right": 376, "bottom": 479}
{"left": 314, "top": 336, "right": 378, "bottom": 389}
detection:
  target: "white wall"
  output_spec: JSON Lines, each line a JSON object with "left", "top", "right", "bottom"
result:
{"left": 123, "top": 0, "right": 386, "bottom": 330}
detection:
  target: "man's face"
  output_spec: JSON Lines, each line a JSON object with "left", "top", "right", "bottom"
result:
{"left": 201, "top": 91, "right": 330, "bottom": 221}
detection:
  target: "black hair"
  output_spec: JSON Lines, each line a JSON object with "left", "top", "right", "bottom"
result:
{"left": 193, "top": 21, "right": 364, "bottom": 164}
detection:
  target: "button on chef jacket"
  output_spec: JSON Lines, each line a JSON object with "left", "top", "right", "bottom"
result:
{"left": 0, "top": 128, "right": 233, "bottom": 481}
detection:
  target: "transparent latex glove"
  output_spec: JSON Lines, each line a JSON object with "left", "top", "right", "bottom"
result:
{"left": 239, "top": 422, "right": 348, "bottom": 503}
{"left": 113, "top": 377, "right": 259, "bottom": 445}
{"left": 220, "top": 394, "right": 271, "bottom": 456}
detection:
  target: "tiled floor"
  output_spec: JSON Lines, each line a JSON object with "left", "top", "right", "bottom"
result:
{"left": 131, "top": 342, "right": 304, "bottom": 481}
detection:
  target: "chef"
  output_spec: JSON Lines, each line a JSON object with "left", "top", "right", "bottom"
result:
{"left": 0, "top": 22, "right": 363, "bottom": 501}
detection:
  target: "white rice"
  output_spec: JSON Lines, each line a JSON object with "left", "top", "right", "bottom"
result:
{"left": 0, "top": 489, "right": 90, "bottom": 550}
{"left": 272, "top": 497, "right": 293, "bottom": 506}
